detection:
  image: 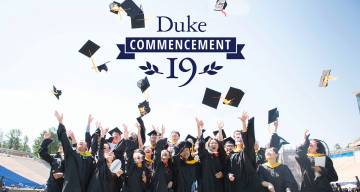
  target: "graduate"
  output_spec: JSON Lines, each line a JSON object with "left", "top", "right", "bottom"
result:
{"left": 172, "top": 133, "right": 199, "bottom": 192}
{"left": 255, "top": 141, "right": 266, "bottom": 166}
{"left": 150, "top": 137, "right": 174, "bottom": 192}
{"left": 295, "top": 130, "right": 338, "bottom": 192}
{"left": 55, "top": 111, "right": 96, "bottom": 192}
{"left": 223, "top": 137, "right": 235, "bottom": 192}
{"left": 39, "top": 132, "right": 65, "bottom": 192}
{"left": 87, "top": 126, "right": 123, "bottom": 192}
{"left": 122, "top": 124, "right": 149, "bottom": 192}
{"left": 258, "top": 121, "right": 298, "bottom": 192}
{"left": 228, "top": 112, "right": 264, "bottom": 192}
{"left": 197, "top": 119, "right": 226, "bottom": 192}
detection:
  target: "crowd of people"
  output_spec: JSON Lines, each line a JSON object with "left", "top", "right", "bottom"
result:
{"left": 38, "top": 110, "right": 342, "bottom": 192}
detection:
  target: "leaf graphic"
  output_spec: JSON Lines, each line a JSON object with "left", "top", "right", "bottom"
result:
{"left": 211, "top": 62, "right": 216, "bottom": 69}
{"left": 153, "top": 65, "right": 159, "bottom": 73}
{"left": 139, "top": 66, "right": 148, "bottom": 70}
{"left": 214, "top": 66, "right": 223, "bottom": 70}
{"left": 145, "top": 70, "right": 155, "bottom": 75}
{"left": 207, "top": 71, "right": 217, "bottom": 75}
{"left": 146, "top": 62, "right": 152, "bottom": 69}
{"left": 203, "top": 65, "right": 210, "bottom": 73}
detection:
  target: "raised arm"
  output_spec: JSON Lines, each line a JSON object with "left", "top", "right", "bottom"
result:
{"left": 136, "top": 123, "right": 144, "bottom": 149}
{"left": 85, "top": 114, "right": 94, "bottom": 150}
{"left": 39, "top": 132, "right": 54, "bottom": 164}
{"left": 217, "top": 120, "right": 224, "bottom": 141}
{"left": 136, "top": 117, "right": 146, "bottom": 144}
{"left": 55, "top": 111, "right": 74, "bottom": 157}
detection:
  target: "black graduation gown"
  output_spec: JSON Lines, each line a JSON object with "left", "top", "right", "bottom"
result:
{"left": 172, "top": 155, "right": 198, "bottom": 192}
{"left": 87, "top": 137, "right": 114, "bottom": 192}
{"left": 112, "top": 139, "right": 126, "bottom": 192}
{"left": 150, "top": 138, "right": 174, "bottom": 192}
{"left": 57, "top": 123, "right": 95, "bottom": 192}
{"left": 295, "top": 138, "right": 338, "bottom": 192}
{"left": 122, "top": 139, "right": 148, "bottom": 192}
{"left": 198, "top": 138, "right": 225, "bottom": 192}
{"left": 39, "top": 138, "right": 64, "bottom": 192}
{"left": 228, "top": 123, "right": 264, "bottom": 192}
{"left": 258, "top": 164, "right": 299, "bottom": 192}
{"left": 223, "top": 152, "right": 233, "bottom": 192}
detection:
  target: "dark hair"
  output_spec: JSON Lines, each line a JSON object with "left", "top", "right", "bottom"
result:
{"left": 313, "top": 139, "right": 327, "bottom": 154}
{"left": 171, "top": 131, "right": 180, "bottom": 137}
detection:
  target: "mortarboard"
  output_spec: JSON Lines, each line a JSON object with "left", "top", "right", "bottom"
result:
{"left": 204, "top": 136, "right": 211, "bottom": 142}
{"left": 223, "top": 87, "right": 245, "bottom": 107}
{"left": 138, "top": 100, "right": 151, "bottom": 116}
{"left": 175, "top": 141, "right": 192, "bottom": 156}
{"left": 109, "top": 127, "right": 123, "bottom": 135}
{"left": 213, "top": 129, "right": 227, "bottom": 138}
{"left": 202, "top": 88, "right": 221, "bottom": 109}
{"left": 214, "top": 0, "right": 227, "bottom": 11}
{"left": 109, "top": 1, "right": 123, "bottom": 14}
{"left": 356, "top": 92, "right": 360, "bottom": 114}
{"left": 131, "top": 13, "right": 145, "bottom": 29}
{"left": 95, "top": 61, "right": 109, "bottom": 73}
{"left": 185, "top": 135, "right": 197, "bottom": 144}
{"left": 319, "top": 69, "right": 336, "bottom": 88}
{"left": 268, "top": 108, "right": 279, "bottom": 124}
{"left": 223, "top": 137, "right": 235, "bottom": 145}
{"left": 270, "top": 133, "right": 289, "bottom": 151}
{"left": 79, "top": 40, "right": 100, "bottom": 58}
{"left": 137, "top": 76, "right": 150, "bottom": 93}
{"left": 52, "top": 85, "right": 62, "bottom": 100}
{"left": 119, "top": 0, "right": 143, "bottom": 18}
{"left": 147, "top": 130, "right": 159, "bottom": 136}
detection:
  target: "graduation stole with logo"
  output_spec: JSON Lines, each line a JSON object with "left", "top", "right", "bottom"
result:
{"left": 233, "top": 145, "right": 243, "bottom": 153}
{"left": 264, "top": 162, "right": 281, "bottom": 169}
{"left": 185, "top": 159, "right": 199, "bottom": 165}
{"left": 79, "top": 151, "right": 92, "bottom": 159}
{"left": 145, "top": 157, "right": 154, "bottom": 164}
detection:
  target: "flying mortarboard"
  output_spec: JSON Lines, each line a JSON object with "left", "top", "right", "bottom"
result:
{"left": 138, "top": 100, "right": 151, "bottom": 117}
{"left": 137, "top": 76, "right": 150, "bottom": 93}
{"left": 268, "top": 108, "right": 279, "bottom": 124}
{"left": 214, "top": 0, "right": 227, "bottom": 11}
{"left": 119, "top": 0, "right": 143, "bottom": 18}
{"left": 131, "top": 13, "right": 145, "bottom": 29}
{"left": 223, "top": 87, "right": 245, "bottom": 107}
{"left": 319, "top": 69, "right": 336, "bottom": 88}
{"left": 52, "top": 85, "right": 62, "bottom": 100}
{"left": 95, "top": 61, "right": 109, "bottom": 73}
{"left": 79, "top": 40, "right": 100, "bottom": 58}
{"left": 109, "top": 127, "right": 123, "bottom": 135}
{"left": 202, "top": 88, "right": 221, "bottom": 109}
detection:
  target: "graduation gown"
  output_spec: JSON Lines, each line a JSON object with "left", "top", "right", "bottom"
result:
{"left": 223, "top": 153, "right": 233, "bottom": 192}
{"left": 228, "top": 122, "right": 264, "bottom": 192}
{"left": 295, "top": 138, "right": 338, "bottom": 192}
{"left": 87, "top": 137, "right": 114, "bottom": 192}
{"left": 172, "top": 155, "right": 198, "bottom": 192}
{"left": 255, "top": 148, "right": 266, "bottom": 166}
{"left": 39, "top": 138, "right": 64, "bottom": 192}
{"left": 112, "top": 139, "right": 126, "bottom": 192}
{"left": 258, "top": 163, "right": 299, "bottom": 192}
{"left": 150, "top": 138, "right": 174, "bottom": 192}
{"left": 197, "top": 138, "right": 225, "bottom": 192}
{"left": 123, "top": 139, "right": 148, "bottom": 192}
{"left": 57, "top": 123, "right": 96, "bottom": 192}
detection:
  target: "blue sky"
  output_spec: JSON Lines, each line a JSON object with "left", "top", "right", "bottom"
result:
{"left": 0, "top": 0, "right": 359, "bottom": 149}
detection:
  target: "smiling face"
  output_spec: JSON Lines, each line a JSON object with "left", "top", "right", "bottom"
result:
{"left": 233, "top": 131, "right": 243, "bottom": 144}
{"left": 112, "top": 132, "right": 121, "bottom": 143}
{"left": 171, "top": 131, "right": 180, "bottom": 143}
{"left": 161, "top": 150, "right": 170, "bottom": 163}
{"left": 104, "top": 143, "right": 111, "bottom": 154}
{"left": 265, "top": 148, "right": 278, "bottom": 162}
{"left": 77, "top": 140, "right": 88, "bottom": 153}
{"left": 308, "top": 140, "right": 318, "bottom": 154}
{"left": 133, "top": 152, "right": 144, "bottom": 164}
{"left": 180, "top": 148, "right": 190, "bottom": 160}
{"left": 208, "top": 138, "right": 219, "bottom": 152}
{"left": 150, "top": 134, "right": 158, "bottom": 144}
{"left": 144, "top": 147, "right": 153, "bottom": 159}
{"left": 224, "top": 143, "right": 234, "bottom": 153}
